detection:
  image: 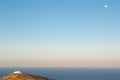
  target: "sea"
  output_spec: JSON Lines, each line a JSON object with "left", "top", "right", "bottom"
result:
{"left": 0, "top": 67, "right": 120, "bottom": 80}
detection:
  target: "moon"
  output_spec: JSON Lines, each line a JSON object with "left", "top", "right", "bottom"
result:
{"left": 104, "top": 4, "right": 108, "bottom": 8}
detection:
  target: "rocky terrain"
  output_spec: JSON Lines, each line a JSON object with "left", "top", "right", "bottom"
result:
{"left": 0, "top": 71, "right": 54, "bottom": 80}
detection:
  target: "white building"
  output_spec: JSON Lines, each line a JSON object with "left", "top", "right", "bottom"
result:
{"left": 13, "top": 71, "right": 22, "bottom": 74}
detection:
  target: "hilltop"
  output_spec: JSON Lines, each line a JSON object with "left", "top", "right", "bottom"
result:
{"left": 0, "top": 71, "right": 54, "bottom": 80}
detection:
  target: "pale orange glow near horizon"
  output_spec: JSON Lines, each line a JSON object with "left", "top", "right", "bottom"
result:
{"left": 1, "top": 54, "right": 120, "bottom": 68}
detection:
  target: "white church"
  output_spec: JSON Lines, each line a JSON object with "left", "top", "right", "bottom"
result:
{"left": 13, "top": 71, "right": 22, "bottom": 74}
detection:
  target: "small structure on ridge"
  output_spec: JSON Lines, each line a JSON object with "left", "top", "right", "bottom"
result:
{"left": 13, "top": 71, "right": 22, "bottom": 74}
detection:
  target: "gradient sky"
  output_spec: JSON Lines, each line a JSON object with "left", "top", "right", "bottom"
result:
{"left": 0, "top": 0, "right": 120, "bottom": 67}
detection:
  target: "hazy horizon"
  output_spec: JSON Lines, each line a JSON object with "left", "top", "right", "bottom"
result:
{"left": 0, "top": 0, "right": 120, "bottom": 68}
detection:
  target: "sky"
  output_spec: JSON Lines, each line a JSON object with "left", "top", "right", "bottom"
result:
{"left": 0, "top": 0, "right": 120, "bottom": 67}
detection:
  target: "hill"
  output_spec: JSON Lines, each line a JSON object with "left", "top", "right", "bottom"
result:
{"left": 0, "top": 71, "right": 54, "bottom": 80}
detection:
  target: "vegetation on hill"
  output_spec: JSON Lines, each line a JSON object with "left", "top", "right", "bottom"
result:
{"left": 0, "top": 72, "right": 54, "bottom": 80}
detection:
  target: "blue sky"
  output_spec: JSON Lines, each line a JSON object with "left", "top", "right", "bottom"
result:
{"left": 0, "top": 0, "right": 120, "bottom": 67}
